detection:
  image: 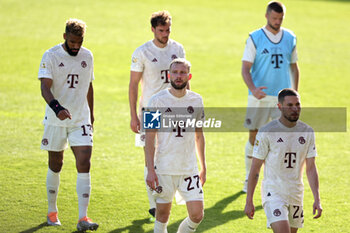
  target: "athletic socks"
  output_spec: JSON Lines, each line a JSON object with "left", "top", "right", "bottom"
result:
{"left": 154, "top": 220, "right": 168, "bottom": 233}
{"left": 46, "top": 168, "right": 60, "bottom": 213}
{"left": 177, "top": 217, "right": 201, "bottom": 233}
{"left": 144, "top": 166, "right": 157, "bottom": 209}
{"left": 76, "top": 172, "right": 91, "bottom": 219}
{"left": 245, "top": 141, "right": 253, "bottom": 180}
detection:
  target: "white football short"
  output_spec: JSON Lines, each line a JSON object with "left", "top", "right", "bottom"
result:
{"left": 263, "top": 194, "right": 304, "bottom": 229}
{"left": 153, "top": 174, "right": 204, "bottom": 204}
{"left": 41, "top": 124, "right": 93, "bottom": 151}
{"left": 244, "top": 95, "right": 280, "bottom": 130}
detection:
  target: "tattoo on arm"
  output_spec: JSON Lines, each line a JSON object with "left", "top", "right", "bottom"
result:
{"left": 254, "top": 173, "right": 259, "bottom": 181}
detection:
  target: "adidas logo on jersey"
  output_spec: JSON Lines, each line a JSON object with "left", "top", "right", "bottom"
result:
{"left": 165, "top": 108, "right": 172, "bottom": 112}
{"left": 152, "top": 58, "right": 158, "bottom": 62}
{"left": 277, "top": 138, "right": 284, "bottom": 143}
{"left": 58, "top": 62, "right": 64, "bottom": 67}
{"left": 261, "top": 48, "right": 269, "bottom": 54}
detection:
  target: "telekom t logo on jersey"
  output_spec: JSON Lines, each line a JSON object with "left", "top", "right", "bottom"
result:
{"left": 67, "top": 74, "right": 79, "bottom": 88}
{"left": 284, "top": 152, "right": 296, "bottom": 168}
{"left": 161, "top": 70, "right": 170, "bottom": 83}
{"left": 271, "top": 54, "right": 283, "bottom": 69}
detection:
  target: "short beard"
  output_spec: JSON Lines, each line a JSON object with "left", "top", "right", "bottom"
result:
{"left": 268, "top": 22, "right": 280, "bottom": 32}
{"left": 64, "top": 40, "right": 79, "bottom": 56}
{"left": 284, "top": 113, "right": 299, "bottom": 123}
{"left": 171, "top": 80, "right": 187, "bottom": 90}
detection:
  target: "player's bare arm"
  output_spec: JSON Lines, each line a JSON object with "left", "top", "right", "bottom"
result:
{"left": 145, "top": 129, "right": 158, "bottom": 190}
{"left": 306, "top": 157, "right": 322, "bottom": 219}
{"left": 129, "top": 71, "right": 143, "bottom": 133}
{"left": 242, "top": 61, "right": 267, "bottom": 99}
{"left": 290, "top": 63, "right": 299, "bottom": 91}
{"left": 195, "top": 127, "right": 206, "bottom": 186}
{"left": 87, "top": 82, "right": 94, "bottom": 125}
{"left": 245, "top": 157, "right": 264, "bottom": 219}
{"left": 40, "top": 78, "right": 71, "bottom": 120}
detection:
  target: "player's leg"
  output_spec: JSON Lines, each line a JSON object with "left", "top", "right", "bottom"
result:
{"left": 153, "top": 174, "right": 176, "bottom": 233}
{"left": 71, "top": 146, "right": 98, "bottom": 231}
{"left": 69, "top": 125, "right": 98, "bottom": 231}
{"left": 46, "top": 151, "right": 64, "bottom": 226}
{"left": 41, "top": 125, "right": 67, "bottom": 226}
{"left": 177, "top": 200, "right": 204, "bottom": 233}
{"left": 154, "top": 203, "right": 172, "bottom": 233}
{"left": 243, "top": 96, "right": 272, "bottom": 192}
{"left": 270, "top": 221, "right": 291, "bottom": 233}
{"left": 243, "top": 129, "right": 258, "bottom": 192}
{"left": 291, "top": 228, "right": 298, "bottom": 233}
{"left": 177, "top": 174, "right": 204, "bottom": 233}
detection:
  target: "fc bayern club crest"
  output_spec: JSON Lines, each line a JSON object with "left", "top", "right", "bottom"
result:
{"left": 187, "top": 106, "right": 194, "bottom": 114}
{"left": 81, "top": 61, "right": 87, "bottom": 68}
{"left": 171, "top": 54, "right": 178, "bottom": 60}
{"left": 273, "top": 209, "right": 281, "bottom": 217}
{"left": 140, "top": 134, "right": 146, "bottom": 142}
{"left": 155, "top": 186, "right": 163, "bottom": 194}
{"left": 246, "top": 118, "right": 251, "bottom": 125}
{"left": 42, "top": 138, "right": 48, "bottom": 146}
{"left": 298, "top": 136, "right": 306, "bottom": 144}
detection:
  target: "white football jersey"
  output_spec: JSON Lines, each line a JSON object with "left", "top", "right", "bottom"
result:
{"left": 253, "top": 120, "right": 317, "bottom": 205}
{"left": 130, "top": 39, "right": 185, "bottom": 110}
{"left": 38, "top": 44, "right": 94, "bottom": 127}
{"left": 148, "top": 89, "right": 204, "bottom": 175}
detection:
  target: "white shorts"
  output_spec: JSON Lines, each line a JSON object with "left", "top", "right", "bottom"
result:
{"left": 41, "top": 124, "right": 93, "bottom": 151}
{"left": 263, "top": 196, "right": 304, "bottom": 229}
{"left": 153, "top": 174, "right": 204, "bottom": 204}
{"left": 244, "top": 95, "right": 280, "bottom": 130}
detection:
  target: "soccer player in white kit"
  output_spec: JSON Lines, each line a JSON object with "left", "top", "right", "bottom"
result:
{"left": 241, "top": 1, "right": 300, "bottom": 192}
{"left": 245, "top": 89, "right": 322, "bottom": 233}
{"left": 38, "top": 19, "right": 98, "bottom": 231}
{"left": 145, "top": 58, "right": 206, "bottom": 233}
{"left": 129, "top": 10, "right": 186, "bottom": 219}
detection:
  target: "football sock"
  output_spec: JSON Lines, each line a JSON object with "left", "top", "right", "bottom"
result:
{"left": 177, "top": 217, "right": 201, "bottom": 233}
{"left": 245, "top": 141, "right": 253, "bottom": 180}
{"left": 46, "top": 168, "right": 60, "bottom": 213}
{"left": 154, "top": 220, "right": 168, "bottom": 233}
{"left": 77, "top": 172, "right": 91, "bottom": 219}
{"left": 145, "top": 166, "right": 157, "bottom": 209}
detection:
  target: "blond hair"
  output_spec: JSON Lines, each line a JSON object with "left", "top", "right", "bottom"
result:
{"left": 169, "top": 58, "right": 191, "bottom": 73}
{"left": 65, "top": 18, "right": 86, "bottom": 37}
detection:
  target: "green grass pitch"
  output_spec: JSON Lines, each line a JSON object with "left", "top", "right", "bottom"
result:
{"left": 0, "top": 0, "right": 349, "bottom": 232}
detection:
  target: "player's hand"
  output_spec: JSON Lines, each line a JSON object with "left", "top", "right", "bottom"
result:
{"left": 244, "top": 201, "right": 255, "bottom": 219}
{"left": 313, "top": 200, "right": 322, "bottom": 219}
{"left": 130, "top": 116, "right": 140, "bottom": 133}
{"left": 146, "top": 169, "right": 159, "bottom": 191}
{"left": 252, "top": 86, "right": 267, "bottom": 99}
{"left": 57, "top": 109, "right": 72, "bottom": 120}
{"left": 199, "top": 169, "right": 206, "bottom": 187}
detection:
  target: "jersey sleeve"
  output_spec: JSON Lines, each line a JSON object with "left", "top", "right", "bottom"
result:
{"left": 291, "top": 46, "right": 298, "bottom": 64}
{"left": 179, "top": 44, "right": 186, "bottom": 58}
{"left": 196, "top": 97, "right": 205, "bottom": 123}
{"left": 242, "top": 36, "right": 256, "bottom": 63}
{"left": 130, "top": 47, "right": 144, "bottom": 72}
{"left": 306, "top": 131, "right": 317, "bottom": 158}
{"left": 252, "top": 131, "right": 269, "bottom": 160}
{"left": 90, "top": 53, "right": 95, "bottom": 82}
{"left": 38, "top": 51, "right": 53, "bottom": 79}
